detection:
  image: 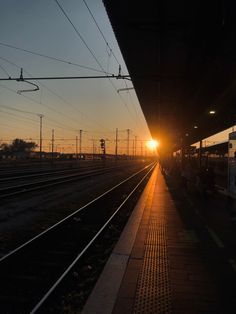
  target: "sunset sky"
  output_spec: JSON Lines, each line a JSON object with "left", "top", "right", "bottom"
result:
{"left": 0, "top": 0, "right": 152, "bottom": 155}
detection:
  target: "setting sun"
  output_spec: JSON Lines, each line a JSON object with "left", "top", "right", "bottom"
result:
{"left": 146, "top": 139, "right": 159, "bottom": 150}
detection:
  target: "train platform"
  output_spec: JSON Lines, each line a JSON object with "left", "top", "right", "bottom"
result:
{"left": 82, "top": 165, "right": 236, "bottom": 314}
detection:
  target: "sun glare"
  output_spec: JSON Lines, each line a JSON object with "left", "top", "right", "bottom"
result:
{"left": 146, "top": 139, "right": 159, "bottom": 150}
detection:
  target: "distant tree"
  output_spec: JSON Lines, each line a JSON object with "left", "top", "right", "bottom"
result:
{"left": 0, "top": 143, "right": 9, "bottom": 152}
{"left": 0, "top": 138, "right": 37, "bottom": 153}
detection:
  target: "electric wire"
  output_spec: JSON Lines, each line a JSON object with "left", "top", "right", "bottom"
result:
{"left": 0, "top": 103, "right": 78, "bottom": 133}
{"left": 1, "top": 3, "right": 146, "bottom": 137}
{"left": 0, "top": 110, "right": 41, "bottom": 125}
{"left": 38, "top": 80, "right": 111, "bottom": 132}
{"left": 0, "top": 82, "right": 91, "bottom": 131}
{"left": 53, "top": 0, "right": 107, "bottom": 75}
{"left": 0, "top": 121, "right": 36, "bottom": 133}
{"left": 124, "top": 84, "right": 149, "bottom": 134}
{"left": 81, "top": 0, "right": 147, "bottom": 135}
{"left": 0, "top": 111, "right": 55, "bottom": 134}
{"left": 0, "top": 42, "right": 110, "bottom": 74}
{"left": 0, "top": 64, "right": 10, "bottom": 78}
{"left": 0, "top": 56, "right": 112, "bottom": 132}
{"left": 0, "top": 84, "right": 83, "bottom": 132}
{"left": 0, "top": 47, "right": 139, "bottom": 135}
{"left": 82, "top": 0, "right": 121, "bottom": 65}
{"left": 53, "top": 0, "right": 141, "bottom": 130}
{"left": 0, "top": 104, "right": 41, "bottom": 116}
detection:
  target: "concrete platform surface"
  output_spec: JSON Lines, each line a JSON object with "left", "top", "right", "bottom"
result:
{"left": 82, "top": 166, "right": 222, "bottom": 314}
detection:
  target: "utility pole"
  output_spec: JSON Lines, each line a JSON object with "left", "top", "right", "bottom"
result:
{"left": 51, "top": 129, "right": 55, "bottom": 163}
{"left": 38, "top": 114, "right": 44, "bottom": 161}
{"left": 79, "top": 129, "right": 82, "bottom": 158}
{"left": 92, "top": 139, "right": 95, "bottom": 160}
{"left": 76, "top": 136, "right": 78, "bottom": 159}
{"left": 141, "top": 140, "right": 143, "bottom": 156}
{"left": 134, "top": 136, "right": 137, "bottom": 157}
{"left": 115, "top": 128, "right": 118, "bottom": 159}
{"left": 127, "top": 129, "right": 130, "bottom": 157}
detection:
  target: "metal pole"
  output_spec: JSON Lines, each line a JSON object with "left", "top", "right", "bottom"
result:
{"left": 38, "top": 114, "right": 44, "bottom": 161}
{"left": 0, "top": 74, "right": 131, "bottom": 81}
{"left": 135, "top": 136, "right": 137, "bottom": 157}
{"left": 92, "top": 139, "right": 95, "bottom": 160}
{"left": 79, "top": 130, "right": 82, "bottom": 158}
{"left": 127, "top": 129, "right": 130, "bottom": 156}
{"left": 51, "top": 129, "right": 54, "bottom": 163}
{"left": 115, "top": 128, "right": 118, "bottom": 159}
{"left": 76, "top": 136, "right": 78, "bottom": 159}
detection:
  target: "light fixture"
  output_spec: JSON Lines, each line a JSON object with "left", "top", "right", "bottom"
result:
{"left": 209, "top": 110, "right": 216, "bottom": 115}
{"left": 194, "top": 125, "right": 198, "bottom": 129}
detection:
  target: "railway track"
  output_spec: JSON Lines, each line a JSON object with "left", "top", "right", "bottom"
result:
{"left": 0, "top": 162, "right": 156, "bottom": 313}
{"left": 0, "top": 164, "right": 127, "bottom": 198}
{"left": 0, "top": 160, "right": 116, "bottom": 179}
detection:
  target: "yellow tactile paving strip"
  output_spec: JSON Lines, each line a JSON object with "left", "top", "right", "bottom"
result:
{"left": 133, "top": 205, "right": 172, "bottom": 313}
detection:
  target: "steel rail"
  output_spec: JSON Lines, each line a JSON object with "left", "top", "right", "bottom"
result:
{"left": 30, "top": 162, "right": 156, "bottom": 313}
{"left": 0, "top": 167, "right": 84, "bottom": 182}
{"left": 0, "top": 164, "right": 109, "bottom": 182}
{"left": 0, "top": 162, "right": 155, "bottom": 263}
{"left": 0, "top": 161, "right": 110, "bottom": 178}
{"left": 0, "top": 165, "right": 123, "bottom": 198}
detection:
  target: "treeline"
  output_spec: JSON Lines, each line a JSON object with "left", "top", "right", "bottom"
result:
{"left": 0, "top": 139, "right": 37, "bottom": 153}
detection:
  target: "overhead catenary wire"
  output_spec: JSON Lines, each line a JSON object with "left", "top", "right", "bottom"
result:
{"left": 0, "top": 104, "right": 41, "bottom": 116}
{"left": 0, "top": 103, "right": 79, "bottom": 133}
{"left": 53, "top": 0, "right": 108, "bottom": 75}
{"left": 0, "top": 84, "right": 109, "bottom": 132}
{"left": 2, "top": 0, "right": 150, "bottom": 142}
{"left": 0, "top": 56, "right": 125, "bottom": 133}
{"left": 0, "top": 42, "right": 110, "bottom": 74}
{"left": 53, "top": 0, "right": 141, "bottom": 131}
{"left": 83, "top": 0, "right": 146, "bottom": 134}
{"left": 0, "top": 110, "right": 53, "bottom": 134}
{"left": 0, "top": 74, "right": 109, "bottom": 132}
{"left": 82, "top": 0, "right": 121, "bottom": 66}
{"left": 0, "top": 63, "right": 11, "bottom": 78}
{"left": 0, "top": 84, "right": 86, "bottom": 132}
{"left": 0, "top": 109, "right": 39, "bottom": 124}
{"left": 81, "top": 1, "right": 149, "bottom": 136}
{"left": 0, "top": 48, "right": 141, "bottom": 136}
{"left": 20, "top": 70, "right": 114, "bottom": 133}
{"left": 0, "top": 77, "right": 133, "bottom": 135}
{"left": 81, "top": 0, "right": 147, "bottom": 135}
{"left": 0, "top": 121, "right": 38, "bottom": 133}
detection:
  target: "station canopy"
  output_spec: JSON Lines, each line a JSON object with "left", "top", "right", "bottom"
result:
{"left": 103, "top": 1, "right": 236, "bottom": 152}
